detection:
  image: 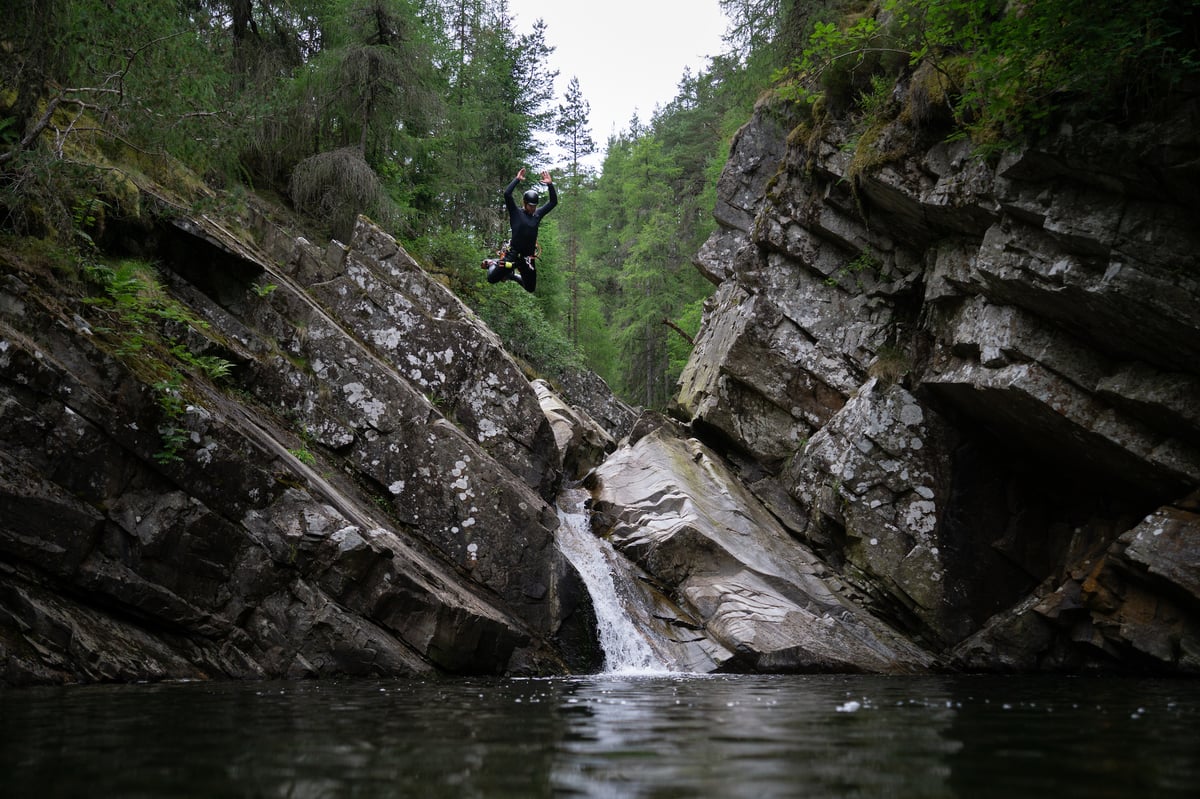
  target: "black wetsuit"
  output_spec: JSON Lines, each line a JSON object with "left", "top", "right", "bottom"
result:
{"left": 487, "top": 177, "right": 557, "bottom": 292}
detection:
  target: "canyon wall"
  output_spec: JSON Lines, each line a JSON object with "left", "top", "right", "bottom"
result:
{"left": 672, "top": 84, "right": 1200, "bottom": 671}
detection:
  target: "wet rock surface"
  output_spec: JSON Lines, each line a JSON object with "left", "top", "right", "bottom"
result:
{"left": 588, "top": 415, "right": 933, "bottom": 673}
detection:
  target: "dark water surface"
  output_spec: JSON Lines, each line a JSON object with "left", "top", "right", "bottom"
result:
{"left": 2, "top": 673, "right": 1197, "bottom": 798}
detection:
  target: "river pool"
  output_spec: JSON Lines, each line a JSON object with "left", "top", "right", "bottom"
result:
{"left": 2, "top": 672, "right": 1197, "bottom": 798}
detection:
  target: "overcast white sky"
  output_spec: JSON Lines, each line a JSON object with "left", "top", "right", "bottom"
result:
{"left": 503, "top": 0, "right": 730, "bottom": 171}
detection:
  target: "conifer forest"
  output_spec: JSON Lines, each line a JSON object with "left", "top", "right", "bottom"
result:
{"left": 3, "top": 0, "right": 1196, "bottom": 407}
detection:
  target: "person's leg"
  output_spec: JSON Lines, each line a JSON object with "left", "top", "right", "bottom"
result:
{"left": 487, "top": 251, "right": 519, "bottom": 284}
{"left": 517, "top": 257, "right": 536, "bottom": 293}
{"left": 486, "top": 262, "right": 507, "bottom": 283}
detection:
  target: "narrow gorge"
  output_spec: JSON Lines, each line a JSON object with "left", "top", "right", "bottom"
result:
{"left": 2, "top": 79, "right": 1198, "bottom": 684}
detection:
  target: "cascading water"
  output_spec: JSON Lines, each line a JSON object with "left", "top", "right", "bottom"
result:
{"left": 555, "top": 489, "right": 673, "bottom": 674}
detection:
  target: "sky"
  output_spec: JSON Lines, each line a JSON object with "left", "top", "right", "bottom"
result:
{"left": 503, "top": 0, "right": 730, "bottom": 171}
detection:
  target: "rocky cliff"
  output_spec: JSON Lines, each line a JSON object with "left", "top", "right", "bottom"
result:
{"left": 0, "top": 204, "right": 610, "bottom": 684}
{"left": 4, "top": 86, "right": 1199, "bottom": 685}
{"left": 672, "top": 83, "right": 1200, "bottom": 672}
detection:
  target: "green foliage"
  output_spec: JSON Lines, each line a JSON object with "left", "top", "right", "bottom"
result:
{"left": 407, "top": 224, "right": 489, "bottom": 301}
{"left": 85, "top": 259, "right": 212, "bottom": 345}
{"left": 433, "top": 6, "right": 560, "bottom": 234}
{"left": 152, "top": 375, "right": 189, "bottom": 465}
{"left": 825, "top": 249, "right": 884, "bottom": 291}
{"left": 63, "top": 1, "right": 243, "bottom": 176}
{"left": 83, "top": 257, "right": 234, "bottom": 460}
{"left": 567, "top": 55, "right": 753, "bottom": 408}
{"left": 475, "top": 285, "right": 582, "bottom": 377}
{"left": 3, "top": 0, "right": 766, "bottom": 412}
{"left": 668, "top": 297, "right": 707, "bottom": 380}
{"left": 554, "top": 76, "right": 598, "bottom": 346}
{"left": 169, "top": 345, "right": 234, "bottom": 381}
{"left": 927, "top": 0, "right": 1200, "bottom": 147}
{"left": 776, "top": 0, "right": 1200, "bottom": 150}
{"left": 289, "top": 447, "right": 318, "bottom": 466}
{"left": 0, "top": 118, "right": 16, "bottom": 147}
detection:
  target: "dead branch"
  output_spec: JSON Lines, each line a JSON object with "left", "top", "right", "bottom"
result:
{"left": 662, "top": 317, "right": 695, "bottom": 346}
{"left": 0, "top": 97, "right": 61, "bottom": 165}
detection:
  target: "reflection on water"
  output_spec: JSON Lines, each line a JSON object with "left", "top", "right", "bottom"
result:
{"left": 2, "top": 674, "right": 1197, "bottom": 798}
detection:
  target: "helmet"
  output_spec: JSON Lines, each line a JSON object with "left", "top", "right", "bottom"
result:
{"left": 522, "top": 189, "right": 540, "bottom": 205}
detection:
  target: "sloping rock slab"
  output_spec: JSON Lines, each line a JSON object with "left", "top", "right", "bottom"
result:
{"left": 589, "top": 421, "right": 933, "bottom": 673}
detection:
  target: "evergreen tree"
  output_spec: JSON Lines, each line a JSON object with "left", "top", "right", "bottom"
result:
{"left": 428, "top": 3, "right": 557, "bottom": 238}
{"left": 573, "top": 53, "right": 760, "bottom": 406}
{"left": 554, "top": 76, "right": 596, "bottom": 344}
{"left": 284, "top": 0, "right": 443, "bottom": 239}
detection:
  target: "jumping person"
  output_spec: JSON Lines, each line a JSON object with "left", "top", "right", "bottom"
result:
{"left": 483, "top": 167, "right": 556, "bottom": 293}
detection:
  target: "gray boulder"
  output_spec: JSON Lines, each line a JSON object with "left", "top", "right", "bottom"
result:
{"left": 588, "top": 414, "right": 933, "bottom": 673}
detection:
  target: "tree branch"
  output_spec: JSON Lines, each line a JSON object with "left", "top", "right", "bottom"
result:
{"left": 662, "top": 317, "right": 695, "bottom": 346}
{"left": 0, "top": 97, "right": 61, "bottom": 165}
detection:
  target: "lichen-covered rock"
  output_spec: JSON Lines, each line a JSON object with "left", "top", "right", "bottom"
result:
{"left": 311, "top": 219, "right": 560, "bottom": 502}
{"left": 786, "top": 378, "right": 972, "bottom": 646}
{"left": 0, "top": 213, "right": 583, "bottom": 685}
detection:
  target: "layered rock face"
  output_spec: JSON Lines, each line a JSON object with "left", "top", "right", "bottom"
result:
{"left": 674, "top": 90, "right": 1200, "bottom": 671}
{"left": 4, "top": 88, "right": 1197, "bottom": 683}
{"left": 0, "top": 214, "right": 595, "bottom": 683}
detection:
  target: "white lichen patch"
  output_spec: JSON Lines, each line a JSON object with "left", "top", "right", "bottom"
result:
{"left": 448, "top": 458, "right": 478, "bottom": 501}
{"left": 341, "top": 381, "right": 387, "bottom": 427}
{"left": 476, "top": 416, "right": 501, "bottom": 442}
{"left": 331, "top": 526, "right": 367, "bottom": 553}
{"left": 899, "top": 402, "right": 924, "bottom": 427}
{"left": 373, "top": 327, "right": 405, "bottom": 350}
{"left": 195, "top": 439, "right": 219, "bottom": 466}
{"left": 903, "top": 499, "right": 937, "bottom": 535}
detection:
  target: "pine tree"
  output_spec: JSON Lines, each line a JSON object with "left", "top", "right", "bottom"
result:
{"left": 554, "top": 76, "right": 596, "bottom": 344}
{"left": 283, "top": 0, "right": 443, "bottom": 238}
{"left": 429, "top": 2, "right": 557, "bottom": 238}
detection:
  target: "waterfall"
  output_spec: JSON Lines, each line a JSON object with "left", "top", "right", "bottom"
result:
{"left": 555, "top": 489, "right": 672, "bottom": 675}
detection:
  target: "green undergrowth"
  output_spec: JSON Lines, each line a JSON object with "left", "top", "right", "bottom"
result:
{"left": 81, "top": 255, "right": 234, "bottom": 462}
{"left": 776, "top": 0, "right": 1200, "bottom": 161}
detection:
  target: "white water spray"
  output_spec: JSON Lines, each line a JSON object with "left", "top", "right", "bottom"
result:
{"left": 555, "top": 490, "right": 671, "bottom": 675}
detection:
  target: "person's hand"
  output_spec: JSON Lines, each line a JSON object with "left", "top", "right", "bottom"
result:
{"left": 540, "top": 170, "right": 552, "bottom": 185}
{"left": 516, "top": 167, "right": 526, "bottom": 181}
